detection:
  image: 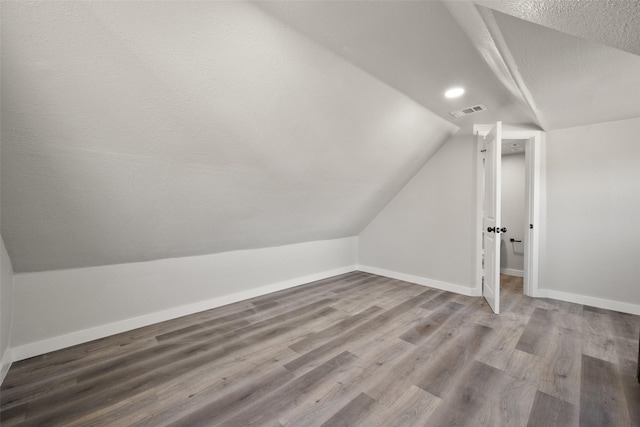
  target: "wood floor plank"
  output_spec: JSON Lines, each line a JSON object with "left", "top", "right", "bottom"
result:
{"left": 538, "top": 326, "right": 582, "bottom": 405}
{"left": 504, "top": 348, "right": 543, "bottom": 385}
{"left": 425, "top": 360, "right": 512, "bottom": 427}
{"left": 326, "top": 274, "right": 386, "bottom": 295}
{"left": 606, "top": 309, "right": 640, "bottom": 340}
{"left": 475, "top": 314, "right": 527, "bottom": 371}
{"left": 362, "top": 342, "right": 439, "bottom": 407}
{"left": 415, "top": 324, "right": 493, "bottom": 398}
{"left": 398, "top": 301, "right": 465, "bottom": 345}
{"left": 582, "top": 309, "right": 619, "bottom": 363}
{"left": 613, "top": 335, "right": 640, "bottom": 363}
{"left": 335, "top": 284, "right": 423, "bottom": 314}
{"left": 154, "top": 303, "right": 276, "bottom": 341}
{"left": 216, "top": 351, "right": 358, "bottom": 427}
{"left": 283, "top": 290, "right": 438, "bottom": 373}
{"left": 246, "top": 272, "right": 357, "bottom": 306}
{"left": 527, "top": 391, "right": 578, "bottom": 427}
{"left": 13, "top": 304, "right": 340, "bottom": 425}
{"left": 289, "top": 305, "right": 383, "bottom": 353}
{"left": 65, "top": 390, "right": 159, "bottom": 427}
{"left": 515, "top": 307, "right": 553, "bottom": 356}
{"left": 618, "top": 357, "right": 640, "bottom": 427}
{"left": 370, "top": 385, "right": 441, "bottom": 427}
{"left": 162, "top": 367, "right": 295, "bottom": 427}
{"left": 126, "top": 347, "right": 300, "bottom": 426}
{"left": 419, "top": 290, "right": 452, "bottom": 311}
{"left": 318, "top": 392, "right": 375, "bottom": 427}
{"left": 279, "top": 339, "right": 412, "bottom": 427}
{"left": 414, "top": 296, "right": 489, "bottom": 353}
{"left": 372, "top": 283, "right": 431, "bottom": 310}
{"left": 580, "top": 354, "right": 631, "bottom": 427}
{"left": 505, "top": 293, "right": 537, "bottom": 318}
{"left": 328, "top": 279, "right": 397, "bottom": 313}
{"left": 476, "top": 376, "right": 538, "bottom": 427}
{"left": 2, "top": 272, "right": 637, "bottom": 426}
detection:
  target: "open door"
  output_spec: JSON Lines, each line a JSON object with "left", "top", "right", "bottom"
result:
{"left": 483, "top": 122, "right": 502, "bottom": 314}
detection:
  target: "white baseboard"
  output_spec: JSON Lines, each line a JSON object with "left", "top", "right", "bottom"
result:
{"left": 1, "top": 349, "right": 12, "bottom": 385}
{"left": 535, "top": 288, "right": 640, "bottom": 316}
{"left": 500, "top": 268, "right": 524, "bottom": 277}
{"left": 10, "top": 265, "right": 357, "bottom": 363}
{"left": 357, "top": 265, "right": 480, "bottom": 297}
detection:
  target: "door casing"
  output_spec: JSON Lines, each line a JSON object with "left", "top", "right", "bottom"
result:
{"left": 474, "top": 124, "right": 545, "bottom": 298}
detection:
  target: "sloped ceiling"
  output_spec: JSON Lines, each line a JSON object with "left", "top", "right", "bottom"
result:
{"left": 489, "top": 10, "right": 640, "bottom": 130}
{"left": 255, "top": 1, "right": 538, "bottom": 130}
{"left": 476, "top": 0, "right": 640, "bottom": 56}
{"left": 1, "top": 1, "right": 457, "bottom": 272}
{"left": 2, "top": 1, "right": 639, "bottom": 272}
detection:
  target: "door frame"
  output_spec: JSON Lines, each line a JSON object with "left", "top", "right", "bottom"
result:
{"left": 473, "top": 124, "right": 545, "bottom": 297}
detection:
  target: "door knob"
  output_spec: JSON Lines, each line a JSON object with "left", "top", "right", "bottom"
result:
{"left": 500, "top": 227, "right": 507, "bottom": 233}
{"left": 487, "top": 227, "right": 495, "bottom": 233}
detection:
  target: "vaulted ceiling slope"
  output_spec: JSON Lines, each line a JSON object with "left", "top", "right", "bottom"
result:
{"left": 476, "top": 0, "right": 640, "bottom": 56}
{"left": 256, "top": 1, "right": 640, "bottom": 133}
{"left": 488, "top": 9, "right": 640, "bottom": 130}
{"left": 256, "top": 1, "right": 539, "bottom": 131}
{"left": 477, "top": 1, "right": 640, "bottom": 130}
{"left": 2, "top": 1, "right": 640, "bottom": 273}
{"left": 0, "top": 1, "right": 458, "bottom": 272}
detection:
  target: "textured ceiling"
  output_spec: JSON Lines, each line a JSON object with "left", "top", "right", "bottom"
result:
{"left": 1, "top": 1, "right": 456, "bottom": 272}
{"left": 491, "top": 10, "right": 640, "bottom": 130}
{"left": 2, "top": 0, "right": 640, "bottom": 272}
{"left": 476, "top": 0, "right": 640, "bottom": 56}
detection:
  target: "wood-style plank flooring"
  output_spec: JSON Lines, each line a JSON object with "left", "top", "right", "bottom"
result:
{"left": 1, "top": 272, "right": 639, "bottom": 426}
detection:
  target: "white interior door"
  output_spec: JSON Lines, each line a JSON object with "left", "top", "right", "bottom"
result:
{"left": 483, "top": 122, "right": 502, "bottom": 314}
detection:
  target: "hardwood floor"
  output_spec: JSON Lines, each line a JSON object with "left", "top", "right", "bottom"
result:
{"left": 1, "top": 272, "right": 639, "bottom": 426}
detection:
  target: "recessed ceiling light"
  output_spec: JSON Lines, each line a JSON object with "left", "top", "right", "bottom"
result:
{"left": 444, "top": 87, "right": 465, "bottom": 98}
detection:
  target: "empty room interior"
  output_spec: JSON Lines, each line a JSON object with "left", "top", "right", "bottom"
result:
{"left": 1, "top": 1, "right": 640, "bottom": 426}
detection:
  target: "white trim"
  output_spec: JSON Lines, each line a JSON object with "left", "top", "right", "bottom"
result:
{"left": 1, "top": 349, "right": 12, "bottom": 385}
{"left": 473, "top": 131, "right": 484, "bottom": 296}
{"left": 500, "top": 268, "right": 524, "bottom": 277}
{"left": 10, "top": 265, "right": 357, "bottom": 362}
{"left": 535, "top": 289, "right": 640, "bottom": 316}
{"left": 357, "top": 265, "right": 481, "bottom": 297}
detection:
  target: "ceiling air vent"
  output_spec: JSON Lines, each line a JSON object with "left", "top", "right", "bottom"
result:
{"left": 449, "top": 104, "right": 487, "bottom": 118}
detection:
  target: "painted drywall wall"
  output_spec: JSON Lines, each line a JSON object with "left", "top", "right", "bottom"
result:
{"left": 11, "top": 237, "right": 357, "bottom": 361}
{"left": 541, "top": 117, "right": 640, "bottom": 309}
{"left": 1, "top": 1, "right": 456, "bottom": 273}
{"left": 358, "top": 135, "right": 477, "bottom": 294}
{"left": 500, "top": 152, "right": 525, "bottom": 275}
{"left": 1, "top": 236, "right": 14, "bottom": 381}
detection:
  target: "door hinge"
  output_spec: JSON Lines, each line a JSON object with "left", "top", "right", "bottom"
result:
{"left": 529, "top": 224, "right": 533, "bottom": 229}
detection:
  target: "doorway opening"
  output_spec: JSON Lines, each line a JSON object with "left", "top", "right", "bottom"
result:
{"left": 500, "top": 141, "right": 526, "bottom": 279}
{"left": 473, "top": 123, "right": 545, "bottom": 313}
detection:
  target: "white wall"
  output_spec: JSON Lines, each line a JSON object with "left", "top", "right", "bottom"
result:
{"left": 359, "top": 119, "right": 640, "bottom": 314}
{"left": 540, "top": 117, "right": 640, "bottom": 312}
{"left": 1, "top": 236, "right": 15, "bottom": 382}
{"left": 10, "top": 237, "right": 357, "bottom": 361}
{"left": 6, "top": 117, "right": 640, "bottom": 366}
{"left": 358, "top": 135, "right": 478, "bottom": 295}
{"left": 500, "top": 153, "right": 525, "bottom": 275}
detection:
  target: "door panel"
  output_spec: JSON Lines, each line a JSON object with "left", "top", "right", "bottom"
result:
{"left": 483, "top": 122, "right": 502, "bottom": 314}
